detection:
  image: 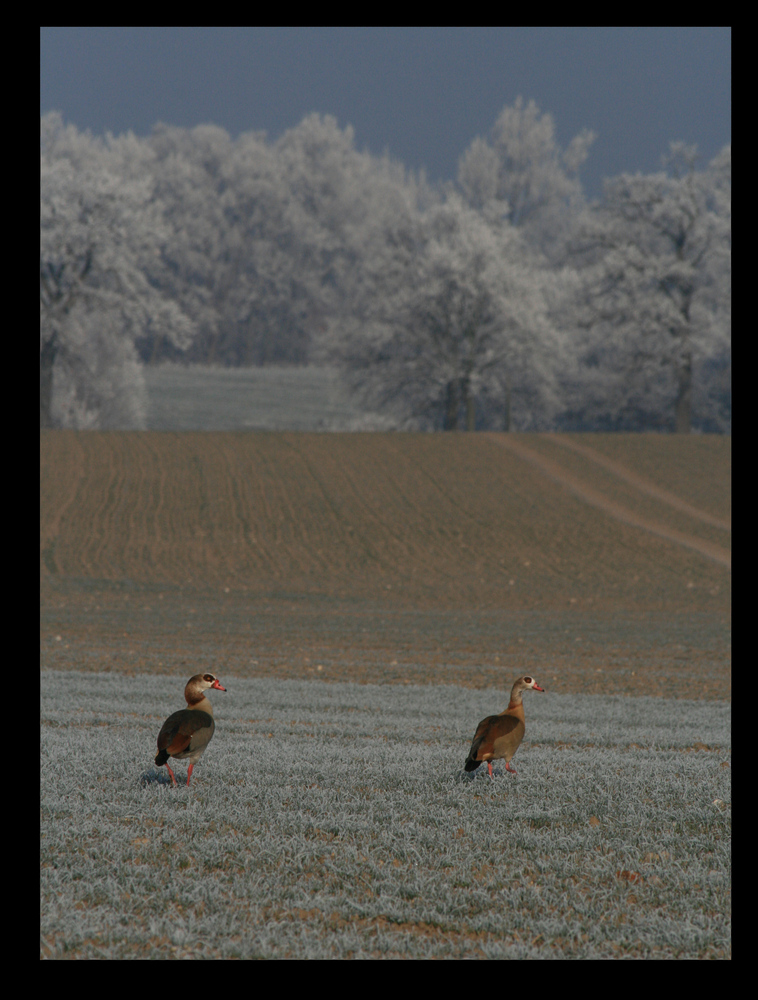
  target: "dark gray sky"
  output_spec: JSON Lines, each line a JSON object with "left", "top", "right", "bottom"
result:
{"left": 40, "top": 27, "right": 731, "bottom": 197}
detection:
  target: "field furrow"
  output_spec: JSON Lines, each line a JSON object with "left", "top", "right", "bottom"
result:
{"left": 41, "top": 431, "right": 731, "bottom": 606}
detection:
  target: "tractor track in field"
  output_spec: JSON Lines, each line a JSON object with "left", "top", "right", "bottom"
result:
{"left": 487, "top": 434, "right": 731, "bottom": 571}
{"left": 544, "top": 434, "right": 731, "bottom": 531}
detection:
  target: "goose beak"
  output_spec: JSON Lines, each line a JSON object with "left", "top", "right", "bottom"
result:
{"left": 211, "top": 679, "right": 227, "bottom": 691}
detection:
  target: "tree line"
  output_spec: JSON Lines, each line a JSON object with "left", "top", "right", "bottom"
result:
{"left": 40, "top": 100, "right": 731, "bottom": 432}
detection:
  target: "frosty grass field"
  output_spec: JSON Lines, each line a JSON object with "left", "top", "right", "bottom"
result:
{"left": 41, "top": 671, "right": 730, "bottom": 959}
{"left": 143, "top": 363, "right": 374, "bottom": 431}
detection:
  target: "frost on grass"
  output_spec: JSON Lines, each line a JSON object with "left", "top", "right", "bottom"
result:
{"left": 41, "top": 672, "right": 730, "bottom": 959}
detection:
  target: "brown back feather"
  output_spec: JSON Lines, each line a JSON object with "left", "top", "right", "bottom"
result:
{"left": 156, "top": 708, "right": 214, "bottom": 753}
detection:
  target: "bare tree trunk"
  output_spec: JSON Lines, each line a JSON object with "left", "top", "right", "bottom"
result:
{"left": 675, "top": 351, "right": 692, "bottom": 433}
{"left": 465, "top": 388, "right": 476, "bottom": 431}
{"left": 443, "top": 380, "right": 459, "bottom": 430}
{"left": 205, "top": 326, "right": 219, "bottom": 365}
{"left": 148, "top": 331, "right": 165, "bottom": 365}
{"left": 40, "top": 332, "right": 58, "bottom": 429}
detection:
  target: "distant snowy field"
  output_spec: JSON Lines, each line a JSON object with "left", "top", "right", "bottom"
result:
{"left": 144, "top": 363, "right": 387, "bottom": 431}
{"left": 41, "top": 671, "right": 731, "bottom": 959}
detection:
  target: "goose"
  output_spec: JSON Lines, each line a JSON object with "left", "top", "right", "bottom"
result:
{"left": 464, "top": 675, "right": 544, "bottom": 778}
{"left": 155, "top": 673, "right": 226, "bottom": 786}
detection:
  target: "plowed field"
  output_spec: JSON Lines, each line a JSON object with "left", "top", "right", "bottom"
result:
{"left": 40, "top": 431, "right": 730, "bottom": 699}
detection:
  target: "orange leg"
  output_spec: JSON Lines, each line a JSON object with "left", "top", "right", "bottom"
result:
{"left": 487, "top": 761, "right": 494, "bottom": 780}
{"left": 165, "top": 763, "right": 178, "bottom": 787}
{"left": 186, "top": 763, "right": 194, "bottom": 786}
{"left": 505, "top": 760, "right": 518, "bottom": 775}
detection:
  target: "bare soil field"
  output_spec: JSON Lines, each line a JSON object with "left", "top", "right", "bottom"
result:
{"left": 40, "top": 431, "right": 730, "bottom": 699}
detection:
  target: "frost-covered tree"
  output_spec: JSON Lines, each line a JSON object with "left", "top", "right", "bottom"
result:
{"left": 40, "top": 113, "right": 193, "bottom": 428}
{"left": 565, "top": 143, "right": 731, "bottom": 433}
{"left": 223, "top": 114, "right": 354, "bottom": 366}
{"left": 458, "top": 97, "right": 595, "bottom": 263}
{"left": 271, "top": 114, "right": 437, "bottom": 366}
{"left": 327, "top": 195, "right": 562, "bottom": 430}
{"left": 143, "top": 114, "right": 398, "bottom": 368}
{"left": 145, "top": 121, "right": 308, "bottom": 367}
{"left": 142, "top": 122, "right": 235, "bottom": 365}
